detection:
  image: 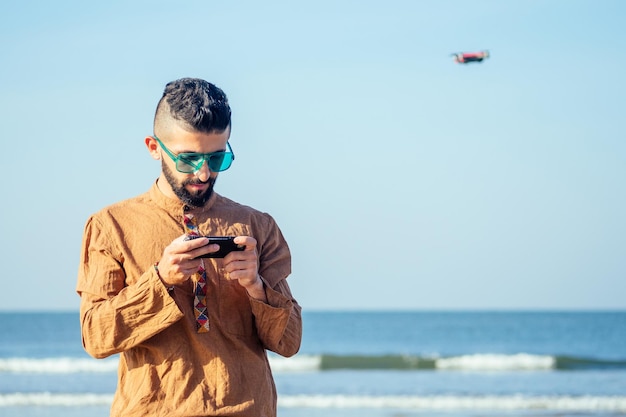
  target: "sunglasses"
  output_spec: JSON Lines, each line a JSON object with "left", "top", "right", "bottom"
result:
{"left": 153, "top": 135, "right": 235, "bottom": 174}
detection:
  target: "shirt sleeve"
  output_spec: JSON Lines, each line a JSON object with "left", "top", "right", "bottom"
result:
{"left": 76, "top": 215, "right": 184, "bottom": 359}
{"left": 249, "top": 276, "right": 302, "bottom": 357}
{"left": 247, "top": 213, "right": 302, "bottom": 357}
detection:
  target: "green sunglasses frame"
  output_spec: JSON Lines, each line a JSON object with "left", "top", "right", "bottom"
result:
{"left": 153, "top": 135, "right": 235, "bottom": 173}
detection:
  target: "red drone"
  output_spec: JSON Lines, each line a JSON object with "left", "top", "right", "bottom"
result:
{"left": 451, "top": 50, "right": 490, "bottom": 64}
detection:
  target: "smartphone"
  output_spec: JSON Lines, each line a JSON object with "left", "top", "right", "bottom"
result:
{"left": 185, "top": 235, "right": 246, "bottom": 258}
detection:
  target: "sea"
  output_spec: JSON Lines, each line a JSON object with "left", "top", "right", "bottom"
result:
{"left": 0, "top": 311, "right": 624, "bottom": 417}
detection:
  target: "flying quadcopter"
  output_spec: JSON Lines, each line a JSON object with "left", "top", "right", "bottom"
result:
{"left": 451, "top": 50, "right": 490, "bottom": 64}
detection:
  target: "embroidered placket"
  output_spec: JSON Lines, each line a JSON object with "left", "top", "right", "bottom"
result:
{"left": 183, "top": 213, "right": 210, "bottom": 333}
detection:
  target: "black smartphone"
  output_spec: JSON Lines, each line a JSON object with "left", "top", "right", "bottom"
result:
{"left": 185, "top": 235, "right": 245, "bottom": 258}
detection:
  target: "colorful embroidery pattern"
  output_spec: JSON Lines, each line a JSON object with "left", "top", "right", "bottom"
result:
{"left": 183, "top": 213, "right": 210, "bottom": 333}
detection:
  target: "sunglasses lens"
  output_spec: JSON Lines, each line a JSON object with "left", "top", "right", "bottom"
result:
{"left": 177, "top": 154, "right": 202, "bottom": 173}
{"left": 208, "top": 153, "right": 234, "bottom": 172}
{"left": 174, "top": 151, "right": 234, "bottom": 173}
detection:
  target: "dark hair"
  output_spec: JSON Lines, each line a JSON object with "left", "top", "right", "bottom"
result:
{"left": 156, "top": 78, "right": 231, "bottom": 133}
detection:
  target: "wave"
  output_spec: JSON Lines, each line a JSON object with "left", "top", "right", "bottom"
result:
{"left": 2, "top": 353, "right": 625, "bottom": 374}
{"left": 0, "top": 393, "right": 113, "bottom": 407}
{"left": 269, "top": 353, "right": 626, "bottom": 372}
{"left": 1, "top": 393, "right": 625, "bottom": 411}
{"left": 0, "top": 357, "right": 118, "bottom": 374}
{"left": 279, "top": 395, "right": 626, "bottom": 411}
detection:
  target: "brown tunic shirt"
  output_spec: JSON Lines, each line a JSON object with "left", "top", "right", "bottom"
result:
{"left": 76, "top": 182, "right": 302, "bottom": 417}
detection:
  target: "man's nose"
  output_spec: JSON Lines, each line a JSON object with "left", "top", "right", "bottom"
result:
{"left": 195, "top": 160, "right": 211, "bottom": 182}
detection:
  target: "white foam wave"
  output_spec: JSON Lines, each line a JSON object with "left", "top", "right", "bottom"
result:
{"left": 278, "top": 395, "right": 626, "bottom": 412}
{"left": 0, "top": 393, "right": 113, "bottom": 407}
{"left": 436, "top": 354, "right": 555, "bottom": 371}
{"left": 3, "top": 393, "right": 623, "bottom": 411}
{"left": 0, "top": 357, "right": 118, "bottom": 374}
{"left": 0, "top": 353, "right": 558, "bottom": 374}
{"left": 268, "top": 354, "right": 321, "bottom": 372}
{"left": 0, "top": 355, "right": 321, "bottom": 375}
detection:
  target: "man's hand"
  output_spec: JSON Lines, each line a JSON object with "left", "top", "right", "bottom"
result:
{"left": 222, "top": 236, "right": 267, "bottom": 302}
{"left": 157, "top": 235, "right": 218, "bottom": 286}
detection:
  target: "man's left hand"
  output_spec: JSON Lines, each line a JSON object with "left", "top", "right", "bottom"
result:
{"left": 222, "top": 236, "right": 267, "bottom": 302}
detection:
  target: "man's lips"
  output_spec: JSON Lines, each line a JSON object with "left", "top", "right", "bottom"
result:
{"left": 187, "top": 182, "right": 208, "bottom": 191}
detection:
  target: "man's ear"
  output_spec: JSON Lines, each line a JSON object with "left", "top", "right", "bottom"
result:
{"left": 145, "top": 136, "right": 161, "bottom": 160}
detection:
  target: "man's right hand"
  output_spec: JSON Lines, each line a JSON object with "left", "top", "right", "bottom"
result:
{"left": 156, "top": 235, "right": 218, "bottom": 286}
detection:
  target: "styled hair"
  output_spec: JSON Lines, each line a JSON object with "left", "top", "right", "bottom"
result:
{"left": 154, "top": 78, "right": 231, "bottom": 134}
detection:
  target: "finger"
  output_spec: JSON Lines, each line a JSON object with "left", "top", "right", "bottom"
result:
{"left": 227, "top": 269, "right": 259, "bottom": 287}
{"left": 223, "top": 258, "right": 257, "bottom": 275}
{"left": 189, "top": 243, "right": 220, "bottom": 259}
{"left": 174, "top": 235, "right": 220, "bottom": 259}
{"left": 182, "top": 236, "right": 211, "bottom": 251}
{"left": 164, "top": 236, "right": 208, "bottom": 261}
{"left": 167, "top": 253, "right": 196, "bottom": 266}
{"left": 223, "top": 249, "right": 257, "bottom": 266}
{"left": 234, "top": 236, "right": 257, "bottom": 252}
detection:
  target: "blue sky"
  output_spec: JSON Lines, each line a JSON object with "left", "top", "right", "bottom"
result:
{"left": 1, "top": 0, "right": 624, "bottom": 311}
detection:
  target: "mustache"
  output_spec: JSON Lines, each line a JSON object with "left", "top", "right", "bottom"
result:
{"left": 184, "top": 177, "right": 214, "bottom": 186}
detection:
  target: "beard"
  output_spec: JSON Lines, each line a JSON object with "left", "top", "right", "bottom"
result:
{"left": 162, "top": 160, "right": 217, "bottom": 208}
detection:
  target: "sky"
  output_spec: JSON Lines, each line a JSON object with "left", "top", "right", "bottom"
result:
{"left": 1, "top": 0, "right": 625, "bottom": 311}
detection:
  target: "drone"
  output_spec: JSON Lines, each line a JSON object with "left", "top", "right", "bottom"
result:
{"left": 451, "top": 50, "right": 490, "bottom": 64}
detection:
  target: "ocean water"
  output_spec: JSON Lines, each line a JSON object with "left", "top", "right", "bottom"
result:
{"left": 0, "top": 311, "right": 624, "bottom": 417}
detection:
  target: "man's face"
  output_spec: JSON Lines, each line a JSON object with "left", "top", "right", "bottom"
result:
{"left": 156, "top": 125, "right": 231, "bottom": 208}
{"left": 161, "top": 158, "right": 217, "bottom": 208}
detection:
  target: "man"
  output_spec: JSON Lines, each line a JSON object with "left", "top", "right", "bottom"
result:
{"left": 76, "top": 78, "right": 302, "bottom": 417}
